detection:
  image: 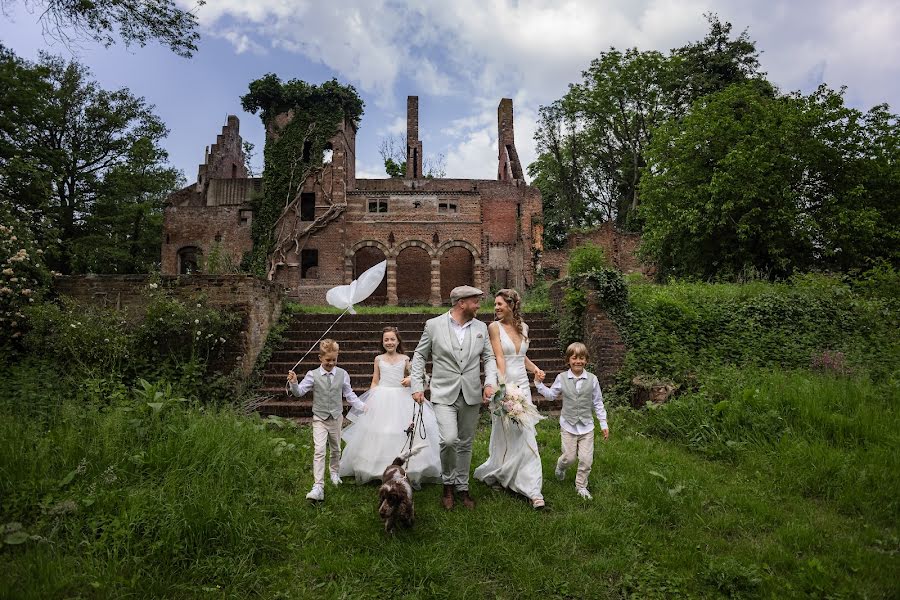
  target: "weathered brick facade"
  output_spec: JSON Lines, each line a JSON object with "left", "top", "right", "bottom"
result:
{"left": 541, "top": 221, "right": 650, "bottom": 279}
{"left": 162, "top": 96, "right": 543, "bottom": 305}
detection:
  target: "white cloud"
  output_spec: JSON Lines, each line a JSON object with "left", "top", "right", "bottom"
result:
{"left": 377, "top": 116, "right": 407, "bottom": 137}
{"left": 178, "top": 0, "right": 900, "bottom": 177}
{"left": 218, "top": 31, "right": 267, "bottom": 55}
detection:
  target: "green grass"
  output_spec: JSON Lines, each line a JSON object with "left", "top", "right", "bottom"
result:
{"left": 2, "top": 367, "right": 898, "bottom": 599}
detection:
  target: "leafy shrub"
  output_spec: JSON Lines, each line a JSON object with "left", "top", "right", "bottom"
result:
{"left": 619, "top": 275, "right": 900, "bottom": 385}
{"left": 24, "top": 299, "right": 131, "bottom": 377}
{"left": 557, "top": 267, "right": 628, "bottom": 351}
{"left": 567, "top": 242, "right": 610, "bottom": 275}
{"left": 22, "top": 283, "right": 241, "bottom": 403}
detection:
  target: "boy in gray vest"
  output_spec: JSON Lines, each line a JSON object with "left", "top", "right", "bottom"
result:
{"left": 535, "top": 342, "right": 609, "bottom": 500}
{"left": 287, "top": 339, "right": 365, "bottom": 502}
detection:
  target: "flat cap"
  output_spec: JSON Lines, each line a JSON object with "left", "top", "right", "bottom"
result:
{"left": 450, "top": 285, "right": 484, "bottom": 303}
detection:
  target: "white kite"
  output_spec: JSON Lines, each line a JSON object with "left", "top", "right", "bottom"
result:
{"left": 288, "top": 260, "right": 387, "bottom": 374}
{"left": 325, "top": 260, "right": 386, "bottom": 314}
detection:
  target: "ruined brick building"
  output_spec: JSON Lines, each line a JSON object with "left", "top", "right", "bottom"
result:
{"left": 162, "top": 97, "right": 543, "bottom": 305}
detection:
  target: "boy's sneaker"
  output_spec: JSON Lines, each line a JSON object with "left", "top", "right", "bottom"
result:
{"left": 576, "top": 487, "right": 593, "bottom": 500}
{"left": 305, "top": 484, "right": 324, "bottom": 501}
{"left": 330, "top": 472, "right": 342, "bottom": 486}
{"left": 554, "top": 465, "right": 566, "bottom": 481}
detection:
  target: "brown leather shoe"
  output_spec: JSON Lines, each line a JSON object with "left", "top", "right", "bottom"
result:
{"left": 441, "top": 485, "right": 455, "bottom": 510}
{"left": 458, "top": 490, "right": 476, "bottom": 510}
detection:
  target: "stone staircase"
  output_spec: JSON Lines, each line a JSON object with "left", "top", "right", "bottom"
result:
{"left": 254, "top": 312, "right": 564, "bottom": 418}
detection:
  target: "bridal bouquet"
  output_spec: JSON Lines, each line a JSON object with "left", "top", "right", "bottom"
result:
{"left": 490, "top": 382, "right": 543, "bottom": 428}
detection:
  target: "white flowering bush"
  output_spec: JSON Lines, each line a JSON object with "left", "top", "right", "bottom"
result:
{"left": 0, "top": 213, "right": 52, "bottom": 348}
{"left": 133, "top": 286, "right": 240, "bottom": 373}
{"left": 24, "top": 299, "right": 131, "bottom": 376}
{"left": 22, "top": 282, "right": 239, "bottom": 400}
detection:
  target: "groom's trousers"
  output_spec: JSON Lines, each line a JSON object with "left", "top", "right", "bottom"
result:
{"left": 433, "top": 392, "right": 481, "bottom": 491}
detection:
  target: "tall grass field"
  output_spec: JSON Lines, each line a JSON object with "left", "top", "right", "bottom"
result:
{"left": 2, "top": 274, "right": 898, "bottom": 598}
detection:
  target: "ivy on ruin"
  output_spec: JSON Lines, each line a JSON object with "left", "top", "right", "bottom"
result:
{"left": 240, "top": 75, "right": 364, "bottom": 279}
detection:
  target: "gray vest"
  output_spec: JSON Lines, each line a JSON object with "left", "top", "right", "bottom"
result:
{"left": 311, "top": 369, "right": 346, "bottom": 420}
{"left": 560, "top": 372, "right": 597, "bottom": 425}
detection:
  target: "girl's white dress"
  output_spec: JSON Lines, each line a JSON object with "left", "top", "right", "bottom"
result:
{"left": 474, "top": 324, "right": 545, "bottom": 501}
{"left": 340, "top": 357, "right": 442, "bottom": 486}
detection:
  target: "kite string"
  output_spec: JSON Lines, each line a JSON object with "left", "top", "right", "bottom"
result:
{"left": 289, "top": 307, "right": 351, "bottom": 374}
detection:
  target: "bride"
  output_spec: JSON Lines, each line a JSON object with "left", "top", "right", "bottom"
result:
{"left": 474, "top": 289, "right": 547, "bottom": 509}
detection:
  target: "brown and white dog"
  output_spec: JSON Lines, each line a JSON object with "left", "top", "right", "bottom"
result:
{"left": 378, "top": 455, "right": 415, "bottom": 534}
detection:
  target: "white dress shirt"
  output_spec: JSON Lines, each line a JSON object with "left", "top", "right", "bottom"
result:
{"left": 448, "top": 311, "right": 474, "bottom": 347}
{"left": 290, "top": 366, "right": 365, "bottom": 411}
{"left": 535, "top": 369, "right": 608, "bottom": 434}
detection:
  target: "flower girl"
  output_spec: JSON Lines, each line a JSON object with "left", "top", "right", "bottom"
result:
{"left": 340, "top": 327, "right": 441, "bottom": 487}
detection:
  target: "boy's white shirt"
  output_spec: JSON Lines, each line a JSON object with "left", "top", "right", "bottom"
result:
{"left": 535, "top": 369, "right": 608, "bottom": 433}
{"left": 289, "top": 366, "right": 365, "bottom": 411}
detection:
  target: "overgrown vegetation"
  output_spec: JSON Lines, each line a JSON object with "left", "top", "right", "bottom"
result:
{"left": 11, "top": 280, "right": 241, "bottom": 402}
{"left": 240, "top": 75, "right": 364, "bottom": 279}
{"left": 557, "top": 244, "right": 629, "bottom": 352}
{"left": 617, "top": 270, "right": 900, "bottom": 390}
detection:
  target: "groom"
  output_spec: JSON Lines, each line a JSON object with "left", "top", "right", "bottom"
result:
{"left": 411, "top": 285, "right": 497, "bottom": 510}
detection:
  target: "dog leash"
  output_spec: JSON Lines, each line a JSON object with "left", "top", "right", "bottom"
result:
{"left": 400, "top": 401, "right": 427, "bottom": 467}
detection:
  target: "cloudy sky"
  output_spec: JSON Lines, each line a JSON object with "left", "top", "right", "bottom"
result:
{"left": 1, "top": 1, "right": 897, "bottom": 183}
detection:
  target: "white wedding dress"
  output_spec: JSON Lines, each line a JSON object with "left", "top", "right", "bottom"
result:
{"left": 340, "top": 358, "right": 442, "bottom": 486}
{"left": 474, "top": 324, "right": 545, "bottom": 501}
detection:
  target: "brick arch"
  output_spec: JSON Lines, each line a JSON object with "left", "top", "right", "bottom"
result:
{"left": 438, "top": 239, "right": 480, "bottom": 260}
{"left": 347, "top": 239, "right": 390, "bottom": 258}
{"left": 351, "top": 246, "right": 388, "bottom": 305}
{"left": 395, "top": 241, "right": 433, "bottom": 305}
{"left": 395, "top": 239, "right": 436, "bottom": 258}
{"left": 177, "top": 246, "right": 203, "bottom": 275}
{"left": 438, "top": 241, "right": 481, "bottom": 301}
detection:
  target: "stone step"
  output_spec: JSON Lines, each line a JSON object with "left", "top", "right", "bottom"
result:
{"left": 253, "top": 311, "right": 563, "bottom": 419}
{"left": 259, "top": 371, "right": 565, "bottom": 387}
{"left": 280, "top": 325, "right": 559, "bottom": 336}
{"left": 276, "top": 337, "right": 562, "bottom": 350}
{"left": 266, "top": 348, "right": 566, "bottom": 364}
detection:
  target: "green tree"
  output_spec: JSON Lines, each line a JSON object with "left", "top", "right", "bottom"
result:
{"left": 0, "top": 48, "right": 179, "bottom": 273}
{"left": 71, "top": 137, "right": 183, "bottom": 273}
{"left": 530, "top": 15, "right": 768, "bottom": 246}
{"left": 669, "top": 13, "right": 773, "bottom": 113}
{"left": 639, "top": 83, "right": 899, "bottom": 278}
{"left": 2, "top": 0, "right": 203, "bottom": 57}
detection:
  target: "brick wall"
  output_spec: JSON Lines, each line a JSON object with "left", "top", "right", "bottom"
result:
{"left": 541, "top": 221, "right": 650, "bottom": 278}
{"left": 395, "top": 245, "right": 431, "bottom": 304}
{"left": 53, "top": 274, "right": 283, "bottom": 376}
{"left": 197, "top": 115, "right": 248, "bottom": 191}
{"left": 549, "top": 279, "right": 625, "bottom": 387}
{"left": 162, "top": 206, "right": 253, "bottom": 275}
{"left": 272, "top": 124, "right": 352, "bottom": 298}
{"left": 440, "top": 245, "right": 475, "bottom": 299}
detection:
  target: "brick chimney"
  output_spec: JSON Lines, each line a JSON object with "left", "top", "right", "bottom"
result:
{"left": 406, "top": 96, "right": 423, "bottom": 179}
{"left": 497, "top": 98, "right": 523, "bottom": 181}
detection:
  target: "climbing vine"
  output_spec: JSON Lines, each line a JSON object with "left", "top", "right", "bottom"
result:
{"left": 558, "top": 267, "right": 628, "bottom": 352}
{"left": 240, "top": 75, "right": 364, "bottom": 278}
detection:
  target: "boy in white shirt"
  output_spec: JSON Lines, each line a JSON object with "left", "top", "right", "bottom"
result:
{"left": 287, "top": 338, "right": 365, "bottom": 502}
{"left": 535, "top": 342, "right": 609, "bottom": 500}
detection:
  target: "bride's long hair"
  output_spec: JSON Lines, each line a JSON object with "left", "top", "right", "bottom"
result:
{"left": 495, "top": 288, "right": 527, "bottom": 341}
